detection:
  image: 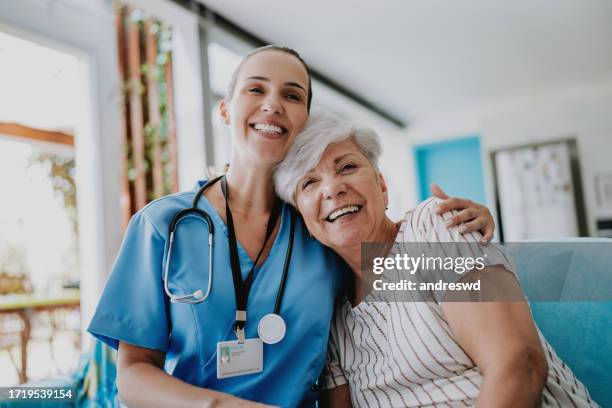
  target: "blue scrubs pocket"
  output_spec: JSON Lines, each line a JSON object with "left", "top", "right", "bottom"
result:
{"left": 200, "top": 320, "right": 235, "bottom": 371}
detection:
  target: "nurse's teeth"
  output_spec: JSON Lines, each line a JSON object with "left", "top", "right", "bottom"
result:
{"left": 254, "top": 123, "right": 283, "bottom": 134}
{"left": 328, "top": 205, "right": 360, "bottom": 222}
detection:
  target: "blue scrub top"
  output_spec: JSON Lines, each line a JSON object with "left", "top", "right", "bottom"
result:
{"left": 87, "top": 180, "right": 347, "bottom": 407}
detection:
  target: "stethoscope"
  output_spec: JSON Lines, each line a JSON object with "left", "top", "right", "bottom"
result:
{"left": 163, "top": 176, "right": 218, "bottom": 304}
{"left": 163, "top": 175, "right": 296, "bottom": 344}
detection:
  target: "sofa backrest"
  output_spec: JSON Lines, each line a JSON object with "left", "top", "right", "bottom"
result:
{"left": 507, "top": 238, "right": 612, "bottom": 407}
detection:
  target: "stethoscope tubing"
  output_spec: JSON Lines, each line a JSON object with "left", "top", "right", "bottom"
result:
{"left": 162, "top": 175, "right": 295, "bottom": 318}
{"left": 163, "top": 216, "right": 213, "bottom": 304}
{"left": 162, "top": 177, "right": 220, "bottom": 304}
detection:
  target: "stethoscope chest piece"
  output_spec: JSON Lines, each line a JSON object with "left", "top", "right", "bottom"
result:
{"left": 258, "top": 313, "right": 286, "bottom": 344}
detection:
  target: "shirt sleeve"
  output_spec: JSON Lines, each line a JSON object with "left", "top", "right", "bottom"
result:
{"left": 407, "top": 197, "right": 518, "bottom": 303}
{"left": 87, "top": 210, "right": 170, "bottom": 352}
{"left": 320, "top": 309, "right": 348, "bottom": 391}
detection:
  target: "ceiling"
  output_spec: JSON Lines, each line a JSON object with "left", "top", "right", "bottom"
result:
{"left": 197, "top": 0, "right": 612, "bottom": 125}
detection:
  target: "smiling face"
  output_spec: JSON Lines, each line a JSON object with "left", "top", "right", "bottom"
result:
{"left": 219, "top": 50, "right": 310, "bottom": 166}
{"left": 295, "top": 139, "right": 389, "bottom": 251}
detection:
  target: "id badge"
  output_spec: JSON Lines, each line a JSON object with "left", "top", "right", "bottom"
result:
{"left": 216, "top": 338, "right": 263, "bottom": 379}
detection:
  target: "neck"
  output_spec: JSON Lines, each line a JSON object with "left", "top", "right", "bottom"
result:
{"left": 337, "top": 216, "right": 400, "bottom": 277}
{"left": 224, "top": 157, "right": 276, "bottom": 215}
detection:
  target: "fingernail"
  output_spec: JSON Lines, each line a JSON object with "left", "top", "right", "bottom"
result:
{"left": 445, "top": 219, "right": 453, "bottom": 227}
{"left": 458, "top": 225, "right": 467, "bottom": 233}
{"left": 435, "top": 206, "right": 442, "bottom": 214}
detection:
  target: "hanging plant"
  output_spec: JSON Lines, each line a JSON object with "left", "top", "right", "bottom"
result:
{"left": 119, "top": 1, "right": 177, "bottom": 208}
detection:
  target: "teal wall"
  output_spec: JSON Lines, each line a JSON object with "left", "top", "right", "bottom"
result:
{"left": 413, "top": 136, "right": 486, "bottom": 204}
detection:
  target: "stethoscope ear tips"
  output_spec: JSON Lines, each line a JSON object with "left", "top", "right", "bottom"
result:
{"left": 192, "top": 289, "right": 204, "bottom": 300}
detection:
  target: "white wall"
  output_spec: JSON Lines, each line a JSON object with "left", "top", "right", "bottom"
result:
{"left": 480, "top": 84, "right": 612, "bottom": 236}
{"left": 401, "top": 77, "right": 612, "bottom": 237}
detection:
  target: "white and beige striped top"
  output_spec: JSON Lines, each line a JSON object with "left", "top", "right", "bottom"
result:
{"left": 322, "top": 198, "right": 599, "bottom": 407}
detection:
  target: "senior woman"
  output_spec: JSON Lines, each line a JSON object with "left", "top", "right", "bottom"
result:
{"left": 274, "top": 112, "right": 598, "bottom": 407}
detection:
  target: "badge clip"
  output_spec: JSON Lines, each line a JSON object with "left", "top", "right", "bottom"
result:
{"left": 235, "top": 326, "right": 245, "bottom": 343}
{"left": 235, "top": 310, "right": 247, "bottom": 343}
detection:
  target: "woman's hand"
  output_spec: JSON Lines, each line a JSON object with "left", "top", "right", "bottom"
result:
{"left": 430, "top": 183, "right": 495, "bottom": 243}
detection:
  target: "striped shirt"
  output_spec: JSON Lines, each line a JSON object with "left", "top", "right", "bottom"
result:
{"left": 322, "top": 198, "right": 598, "bottom": 407}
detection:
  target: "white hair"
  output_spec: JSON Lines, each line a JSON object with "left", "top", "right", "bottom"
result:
{"left": 274, "top": 111, "right": 383, "bottom": 206}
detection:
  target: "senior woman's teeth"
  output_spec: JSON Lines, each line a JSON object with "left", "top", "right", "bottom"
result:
{"left": 327, "top": 205, "right": 361, "bottom": 222}
{"left": 253, "top": 123, "right": 284, "bottom": 134}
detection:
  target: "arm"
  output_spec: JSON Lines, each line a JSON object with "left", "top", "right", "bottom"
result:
{"left": 117, "top": 342, "right": 275, "bottom": 408}
{"left": 431, "top": 183, "right": 495, "bottom": 243}
{"left": 441, "top": 269, "right": 548, "bottom": 408}
{"left": 319, "top": 384, "right": 352, "bottom": 408}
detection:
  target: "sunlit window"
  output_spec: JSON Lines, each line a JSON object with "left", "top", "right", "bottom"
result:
{"left": 0, "top": 31, "right": 81, "bottom": 385}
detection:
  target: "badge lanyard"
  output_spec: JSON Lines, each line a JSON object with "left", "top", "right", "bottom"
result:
{"left": 220, "top": 176, "right": 295, "bottom": 344}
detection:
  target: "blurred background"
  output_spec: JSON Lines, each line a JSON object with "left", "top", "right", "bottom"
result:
{"left": 0, "top": 0, "right": 611, "bottom": 391}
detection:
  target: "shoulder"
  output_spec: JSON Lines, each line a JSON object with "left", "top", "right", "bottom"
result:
{"left": 399, "top": 197, "right": 484, "bottom": 243}
{"left": 398, "top": 197, "right": 449, "bottom": 242}
{"left": 140, "top": 190, "right": 195, "bottom": 218}
{"left": 130, "top": 190, "right": 197, "bottom": 239}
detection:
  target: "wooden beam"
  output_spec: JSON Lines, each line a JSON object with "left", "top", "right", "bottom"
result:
{"left": 115, "top": 1, "right": 132, "bottom": 229}
{"left": 0, "top": 122, "right": 74, "bottom": 146}
{"left": 164, "top": 52, "right": 179, "bottom": 193}
{"left": 145, "top": 18, "right": 164, "bottom": 199}
{"left": 126, "top": 5, "right": 147, "bottom": 210}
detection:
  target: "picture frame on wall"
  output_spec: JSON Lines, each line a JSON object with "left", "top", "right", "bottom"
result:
{"left": 490, "top": 138, "right": 588, "bottom": 242}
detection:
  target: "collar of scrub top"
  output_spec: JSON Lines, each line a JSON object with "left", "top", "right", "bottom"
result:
{"left": 220, "top": 175, "right": 286, "bottom": 343}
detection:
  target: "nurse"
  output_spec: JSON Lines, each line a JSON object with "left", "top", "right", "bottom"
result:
{"left": 87, "top": 45, "right": 495, "bottom": 407}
